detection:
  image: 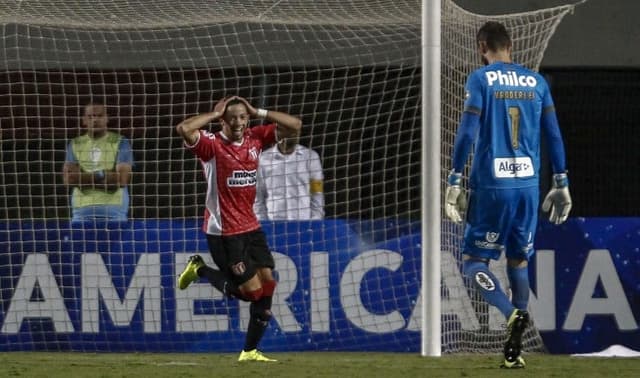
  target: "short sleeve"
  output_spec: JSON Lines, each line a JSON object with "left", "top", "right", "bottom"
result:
{"left": 250, "top": 124, "right": 277, "bottom": 148}
{"left": 117, "top": 137, "right": 134, "bottom": 166}
{"left": 309, "top": 149, "right": 324, "bottom": 181}
{"left": 65, "top": 141, "right": 77, "bottom": 163}
{"left": 187, "top": 130, "right": 217, "bottom": 162}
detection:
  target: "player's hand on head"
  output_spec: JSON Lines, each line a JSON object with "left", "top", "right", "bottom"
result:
{"left": 444, "top": 171, "right": 466, "bottom": 224}
{"left": 233, "top": 96, "right": 258, "bottom": 117}
{"left": 213, "top": 97, "right": 231, "bottom": 119}
{"left": 542, "top": 173, "right": 572, "bottom": 225}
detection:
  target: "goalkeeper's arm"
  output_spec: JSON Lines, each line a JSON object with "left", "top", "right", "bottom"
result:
{"left": 541, "top": 108, "right": 567, "bottom": 175}
{"left": 541, "top": 108, "right": 572, "bottom": 224}
{"left": 445, "top": 111, "right": 479, "bottom": 223}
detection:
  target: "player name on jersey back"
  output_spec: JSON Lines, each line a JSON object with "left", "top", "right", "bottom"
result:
{"left": 493, "top": 157, "right": 534, "bottom": 178}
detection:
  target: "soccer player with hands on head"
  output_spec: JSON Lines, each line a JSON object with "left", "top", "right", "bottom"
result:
{"left": 176, "top": 95, "right": 302, "bottom": 362}
{"left": 444, "top": 21, "right": 571, "bottom": 368}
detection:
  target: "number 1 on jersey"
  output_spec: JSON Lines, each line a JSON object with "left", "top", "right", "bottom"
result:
{"left": 508, "top": 107, "right": 520, "bottom": 149}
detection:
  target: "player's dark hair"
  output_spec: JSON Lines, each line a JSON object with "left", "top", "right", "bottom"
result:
{"left": 476, "top": 21, "right": 511, "bottom": 52}
{"left": 225, "top": 97, "right": 244, "bottom": 111}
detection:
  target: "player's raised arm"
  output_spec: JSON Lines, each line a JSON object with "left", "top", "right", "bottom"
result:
{"left": 234, "top": 96, "right": 302, "bottom": 138}
{"left": 267, "top": 109, "right": 302, "bottom": 139}
{"left": 175, "top": 97, "right": 229, "bottom": 145}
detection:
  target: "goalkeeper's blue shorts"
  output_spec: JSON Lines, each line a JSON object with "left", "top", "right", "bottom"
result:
{"left": 462, "top": 186, "right": 539, "bottom": 261}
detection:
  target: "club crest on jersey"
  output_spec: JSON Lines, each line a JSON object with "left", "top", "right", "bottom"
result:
{"left": 249, "top": 147, "right": 258, "bottom": 161}
{"left": 89, "top": 147, "right": 102, "bottom": 166}
{"left": 474, "top": 272, "right": 496, "bottom": 291}
{"left": 485, "top": 70, "right": 537, "bottom": 87}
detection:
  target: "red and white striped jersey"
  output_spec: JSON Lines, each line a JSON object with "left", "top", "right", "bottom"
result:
{"left": 186, "top": 124, "right": 276, "bottom": 235}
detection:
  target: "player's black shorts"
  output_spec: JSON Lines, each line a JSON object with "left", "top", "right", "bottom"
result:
{"left": 206, "top": 229, "right": 275, "bottom": 285}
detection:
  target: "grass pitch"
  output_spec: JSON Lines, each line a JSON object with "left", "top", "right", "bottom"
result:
{"left": 1, "top": 352, "right": 638, "bottom": 378}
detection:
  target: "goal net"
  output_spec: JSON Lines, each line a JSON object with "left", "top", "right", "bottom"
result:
{"left": 0, "top": 0, "right": 578, "bottom": 353}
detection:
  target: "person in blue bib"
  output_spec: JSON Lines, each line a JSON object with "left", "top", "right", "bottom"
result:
{"left": 445, "top": 21, "right": 572, "bottom": 369}
{"left": 63, "top": 102, "right": 134, "bottom": 222}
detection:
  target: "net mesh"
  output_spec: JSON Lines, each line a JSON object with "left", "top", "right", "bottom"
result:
{"left": 0, "top": 0, "right": 578, "bottom": 352}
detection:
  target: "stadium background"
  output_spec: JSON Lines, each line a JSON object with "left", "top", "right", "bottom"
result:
{"left": 0, "top": 0, "right": 638, "bottom": 355}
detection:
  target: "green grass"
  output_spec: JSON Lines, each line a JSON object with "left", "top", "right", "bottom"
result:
{"left": 0, "top": 352, "right": 638, "bottom": 378}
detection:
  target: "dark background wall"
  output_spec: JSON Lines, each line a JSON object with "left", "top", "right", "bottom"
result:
{"left": 539, "top": 68, "right": 640, "bottom": 216}
{"left": 0, "top": 67, "right": 421, "bottom": 221}
{"left": 456, "top": 0, "right": 640, "bottom": 67}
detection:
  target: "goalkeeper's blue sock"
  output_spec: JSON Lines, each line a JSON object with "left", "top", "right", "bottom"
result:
{"left": 507, "top": 265, "right": 530, "bottom": 310}
{"left": 463, "top": 259, "right": 514, "bottom": 319}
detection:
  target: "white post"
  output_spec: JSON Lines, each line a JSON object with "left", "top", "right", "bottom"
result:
{"left": 421, "top": 0, "right": 441, "bottom": 357}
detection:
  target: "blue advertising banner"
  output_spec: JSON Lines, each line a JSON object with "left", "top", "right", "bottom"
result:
{"left": 0, "top": 219, "right": 422, "bottom": 352}
{"left": 0, "top": 218, "right": 638, "bottom": 354}
{"left": 534, "top": 218, "right": 640, "bottom": 354}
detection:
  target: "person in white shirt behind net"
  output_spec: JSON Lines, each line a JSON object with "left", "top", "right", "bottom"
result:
{"left": 254, "top": 128, "right": 324, "bottom": 220}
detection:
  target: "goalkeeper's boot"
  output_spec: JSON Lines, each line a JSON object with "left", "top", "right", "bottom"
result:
{"left": 178, "top": 255, "right": 205, "bottom": 290}
{"left": 503, "top": 309, "right": 530, "bottom": 367}
{"left": 238, "top": 349, "right": 277, "bottom": 362}
{"left": 501, "top": 355, "right": 526, "bottom": 369}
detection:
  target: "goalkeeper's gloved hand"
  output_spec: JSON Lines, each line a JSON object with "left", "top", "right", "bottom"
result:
{"left": 444, "top": 171, "right": 467, "bottom": 224}
{"left": 542, "top": 172, "right": 572, "bottom": 225}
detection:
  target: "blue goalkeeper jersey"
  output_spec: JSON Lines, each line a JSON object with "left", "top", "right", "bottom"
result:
{"left": 463, "top": 61, "right": 555, "bottom": 189}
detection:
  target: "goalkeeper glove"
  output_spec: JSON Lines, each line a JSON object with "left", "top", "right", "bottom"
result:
{"left": 542, "top": 173, "right": 572, "bottom": 225}
{"left": 444, "top": 171, "right": 467, "bottom": 224}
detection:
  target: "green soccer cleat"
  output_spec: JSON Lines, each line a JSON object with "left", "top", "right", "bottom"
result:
{"left": 178, "top": 255, "right": 205, "bottom": 290}
{"left": 503, "top": 309, "right": 530, "bottom": 366}
{"left": 501, "top": 355, "right": 526, "bottom": 369}
{"left": 238, "top": 349, "right": 277, "bottom": 362}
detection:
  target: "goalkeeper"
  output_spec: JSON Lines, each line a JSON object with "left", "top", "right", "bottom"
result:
{"left": 445, "top": 21, "right": 571, "bottom": 369}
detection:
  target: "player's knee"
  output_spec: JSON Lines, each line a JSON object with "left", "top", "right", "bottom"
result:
{"left": 462, "top": 258, "right": 488, "bottom": 278}
{"left": 262, "top": 279, "right": 276, "bottom": 297}
{"left": 243, "top": 287, "right": 263, "bottom": 302}
{"left": 507, "top": 258, "right": 528, "bottom": 268}
{"left": 463, "top": 259, "right": 500, "bottom": 292}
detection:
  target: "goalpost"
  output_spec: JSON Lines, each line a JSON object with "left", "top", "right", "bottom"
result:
{"left": 0, "top": 0, "right": 579, "bottom": 353}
